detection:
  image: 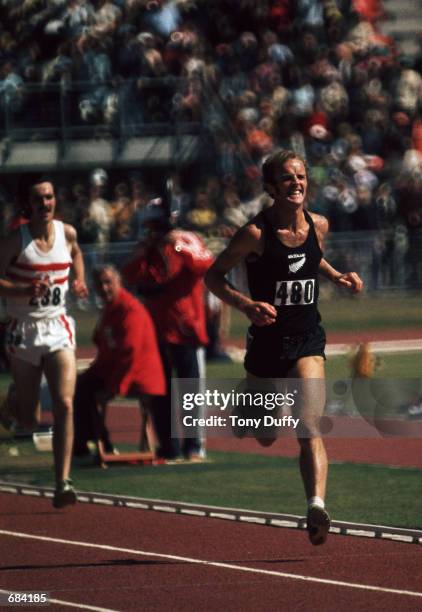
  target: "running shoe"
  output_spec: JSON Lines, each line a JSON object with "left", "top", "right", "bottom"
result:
{"left": 307, "top": 505, "right": 331, "bottom": 546}
{"left": 52, "top": 479, "right": 77, "bottom": 509}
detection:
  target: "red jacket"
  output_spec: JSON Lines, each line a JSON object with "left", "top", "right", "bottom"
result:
{"left": 90, "top": 287, "right": 165, "bottom": 397}
{"left": 122, "top": 230, "right": 214, "bottom": 346}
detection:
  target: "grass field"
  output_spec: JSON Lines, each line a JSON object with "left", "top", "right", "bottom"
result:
{"left": 226, "top": 290, "right": 422, "bottom": 339}
{"left": 207, "top": 351, "right": 422, "bottom": 379}
{"left": 0, "top": 441, "right": 420, "bottom": 529}
{"left": 70, "top": 290, "right": 422, "bottom": 347}
{"left": 0, "top": 351, "right": 421, "bottom": 395}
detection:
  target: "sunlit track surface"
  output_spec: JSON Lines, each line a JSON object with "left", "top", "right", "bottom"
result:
{"left": 0, "top": 482, "right": 421, "bottom": 545}
{"left": 0, "top": 493, "right": 421, "bottom": 612}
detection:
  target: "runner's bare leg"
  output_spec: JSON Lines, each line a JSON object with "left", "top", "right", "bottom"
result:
{"left": 43, "top": 350, "right": 76, "bottom": 485}
{"left": 291, "top": 355, "right": 327, "bottom": 501}
{"left": 9, "top": 357, "right": 42, "bottom": 430}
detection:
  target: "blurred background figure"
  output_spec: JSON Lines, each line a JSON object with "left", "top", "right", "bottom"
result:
{"left": 123, "top": 198, "right": 214, "bottom": 460}
{"left": 73, "top": 264, "right": 165, "bottom": 460}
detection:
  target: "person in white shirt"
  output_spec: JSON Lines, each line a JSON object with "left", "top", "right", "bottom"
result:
{"left": 0, "top": 178, "right": 88, "bottom": 509}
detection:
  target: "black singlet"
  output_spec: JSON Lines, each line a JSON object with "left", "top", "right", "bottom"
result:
{"left": 245, "top": 209, "right": 322, "bottom": 338}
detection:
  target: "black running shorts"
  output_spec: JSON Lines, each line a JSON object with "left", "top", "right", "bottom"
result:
{"left": 244, "top": 324, "right": 326, "bottom": 378}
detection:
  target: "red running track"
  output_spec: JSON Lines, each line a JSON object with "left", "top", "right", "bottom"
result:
{"left": 206, "top": 436, "right": 422, "bottom": 468}
{"left": 0, "top": 493, "right": 421, "bottom": 612}
{"left": 101, "top": 405, "right": 422, "bottom": 468}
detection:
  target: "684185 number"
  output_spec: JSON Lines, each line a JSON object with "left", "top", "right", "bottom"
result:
{"left": 1, "top": 592, "right": 49, "bottom": 606}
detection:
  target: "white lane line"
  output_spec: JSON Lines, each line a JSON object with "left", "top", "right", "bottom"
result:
{"left": 225, "top": 339, "right": 422, "bottom": 361}
{"left": 49, "top": 601, "right": 118, "bottom": 612}
{"left": 0, "top": 590, "right": 119, "bottom": 612}
{"left": 0, "top": 530, "right": 421, "bottom": 600}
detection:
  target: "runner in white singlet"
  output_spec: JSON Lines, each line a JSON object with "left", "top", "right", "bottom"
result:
{"left": 0, "top": 179, "right": 88, "bottom": 509}
{"left": 6, "top": 220, "right": 76, "bottom": 365}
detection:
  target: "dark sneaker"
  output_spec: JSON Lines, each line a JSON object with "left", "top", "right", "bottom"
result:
{"left": 307, "top": 505, "right": 331, "bottom": 546}
{"left": 53, "top": 479, "right": 77, "bottom": 509}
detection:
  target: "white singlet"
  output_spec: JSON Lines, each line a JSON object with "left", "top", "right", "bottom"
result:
{"left": 6, "top": 220, "right": 72, "bottom": 320}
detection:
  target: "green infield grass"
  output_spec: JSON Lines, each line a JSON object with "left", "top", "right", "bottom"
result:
{"left": 0, "top": 441, "right": 420, "bottom": 529}
{"left": 207, "top": 351, "right": 422, "bottom": 379}
{"left": 226, "top": 290, "right": 422, "bottom": 340}
{"left": 70, "top": 290, "right": 422, "bottom": 348}
{"left": 0, "top": 351, "right": 421, "bottom": 396}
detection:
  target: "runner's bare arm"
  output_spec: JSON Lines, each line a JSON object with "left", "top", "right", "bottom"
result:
{"left": 65, "top": 224, "right": 88, "bottom": 298}
{"left": 205, "top": 224, "right": 277, "bottom": 326}
{"left": 0, "top": 232, "right": 49, "bottom": 298}
{"left": 319, "top": 259, "right": 363, "bottom": 293}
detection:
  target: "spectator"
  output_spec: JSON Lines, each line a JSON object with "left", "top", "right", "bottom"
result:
{"left": 122, "top": 202, "right": 214, "bottom": 460}
{"left": 221, "top": 186, "right": 249, "bottom": 229}
{"left": 239, "top": 166, "right": 271, "bottom": 219}
{"left": 128, "top": 171, "right": 147, "bottom": 210}
{"left": 75, "top": 34, "right": 115, "bottom": 125}
{"left": 92, "top": 0, "right": 122, "bottom": 37}
{"left": 167, "top": 172, "right": 191, "bottom": 225}
{"left": 87, "top": 168, "right": 111, "bottom": 245}
{"left": 111, "top": 195, "right": 136, "bottom": 242}
{"left": 0, "top": 60, "right": 25, "bottom": 118}
{"left": 62, "top": 0, "right": 95, "bottom": 39}
{"left": 73, "top": 264, "right": 165, "bottom": 458}
{"left": 142, "top": 0, "right": 183, "bottom": 38}
{"left": 185, "top": 188, "right": 218, "bottom": 233}
{"left": 108, "top": 181, "right": 130, "bottom": 220}
{"left": 395, "top": 68, "right": 422, "bottom": 116}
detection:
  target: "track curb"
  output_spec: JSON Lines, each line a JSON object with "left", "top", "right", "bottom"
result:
{"left": 0, "top": 481, "right": 420, "bottom": 545}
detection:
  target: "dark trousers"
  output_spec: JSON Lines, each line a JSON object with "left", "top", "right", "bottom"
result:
{"left": 152, "top": 343, "right": 203, "bottom": 459}
{"left": 73, "top": 369, "right": 113, "bottom": 455}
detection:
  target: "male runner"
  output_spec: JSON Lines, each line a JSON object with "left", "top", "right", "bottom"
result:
{"left": 0, "top": 178, "right": 88, "bottom": 508}
{"left": 205, "top": 149, "right": 363, "bottom": 544}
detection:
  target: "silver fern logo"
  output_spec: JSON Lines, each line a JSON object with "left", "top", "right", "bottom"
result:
{"left": 288, "top": 253, "right": 306, "bottom": 273}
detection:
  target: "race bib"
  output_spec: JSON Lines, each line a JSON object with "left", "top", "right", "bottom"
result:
{"left": 274, "top": 279, "right": 315, "bottom": 306}
{"left": 29, "top": 285, "right": 63, "bottom": 308}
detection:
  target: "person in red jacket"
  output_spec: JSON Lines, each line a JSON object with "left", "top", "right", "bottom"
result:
{"left": 73, "top": 264, "right": 165, "bottom": 457}
{"left": 122, "top": 203, "right": 214, "bottom": 460}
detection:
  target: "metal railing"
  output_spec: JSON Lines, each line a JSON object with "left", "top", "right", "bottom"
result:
{"left": 79, "top": 227, "right": 422, "bottom": 294}
{"left": 0, "top": 77, "right": 202, "bottom": 143}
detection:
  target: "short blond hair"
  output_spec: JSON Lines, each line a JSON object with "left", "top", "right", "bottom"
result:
{"left": 262, "top": 149, "right": 308, "bottom": 189}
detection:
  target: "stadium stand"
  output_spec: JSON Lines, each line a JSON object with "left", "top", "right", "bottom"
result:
{"left": 0, "top": 0, "right": 421, "bottom": 291}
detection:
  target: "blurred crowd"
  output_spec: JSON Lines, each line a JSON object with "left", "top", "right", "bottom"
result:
{"left": 0, "top": 0, "right": 422, "bottom": 241}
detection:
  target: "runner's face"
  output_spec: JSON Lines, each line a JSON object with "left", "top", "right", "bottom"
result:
{"left": 29, "top": 182, "right": 56, "bottom": 222}
{"left": 271, "top": 159, "right": 307, "bottom": 207}
{"left": 95, "top": 270, "right": 121, "bottom": 303}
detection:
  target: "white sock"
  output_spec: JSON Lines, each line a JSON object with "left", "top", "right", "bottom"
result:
{"left": 308, "top": 496, "right": 325, "bottom": 509}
